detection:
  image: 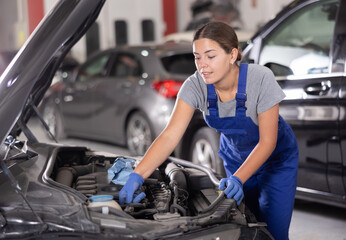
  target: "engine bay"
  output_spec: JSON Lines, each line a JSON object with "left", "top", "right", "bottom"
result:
{"left": 0, "top": 141, "right": 272, "bottom": 239}
{"left": 49, "top": 148, "right": 240, "bottom": 221}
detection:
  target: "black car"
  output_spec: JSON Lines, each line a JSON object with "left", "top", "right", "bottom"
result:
{"left": 241, "top": 0, "right": 346, "bottom": 208}
{"left": 0, "top": 0, "right": 273, "bottom": 239}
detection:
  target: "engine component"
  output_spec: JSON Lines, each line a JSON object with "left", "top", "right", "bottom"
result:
{"left": 52, "top": 153, "right": 237, "bottom": 222}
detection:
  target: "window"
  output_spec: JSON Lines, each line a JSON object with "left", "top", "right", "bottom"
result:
{"left": 78, "top": 54, "right": 111, "bottom": 82}
{"left": 331, "top": 0, "right": 346, "bottom": 72}
{"left": 86, "top": 22, "right": 100, "bottom": 57}
{"left": 161, "top": 53, "right": 196, "bottom": 75}
{"left": 259, "top": 0, "right": 337, "bottom": 76}
{"left": 142, "top": 20, "right": 155, "bottom": 42}
{"left": 115, "top": 20, "right": 128, "bottom": 46}
{"left": 110, "top": 53, "right": 142, "bottom": 77}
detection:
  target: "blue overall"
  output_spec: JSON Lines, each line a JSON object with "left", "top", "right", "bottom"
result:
{"left": 205, "top": 63, "right": 298, "bottom": 240}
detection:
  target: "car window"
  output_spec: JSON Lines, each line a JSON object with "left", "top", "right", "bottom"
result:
{"left": 161, "top": 53, "right": 196, "bottom": 75}
{"left": 259, "top": 0, "right": 338, "bottom": 76}
{"left": 109, "top": 53, "right": 142, "bottom": 77}
{"left": 331, "top": 0, "right": 346, "bottom": 73}
{"left": 78, "top": 53, "right": 111, "bottom": 81}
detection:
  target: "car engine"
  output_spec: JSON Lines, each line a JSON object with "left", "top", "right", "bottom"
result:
{"left": 50, "top": 147, "right": 237, "bottom": 221}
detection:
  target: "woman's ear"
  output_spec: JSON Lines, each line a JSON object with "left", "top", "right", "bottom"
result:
{"left": 231, "top": 48, "right": 239, "bottom": 63}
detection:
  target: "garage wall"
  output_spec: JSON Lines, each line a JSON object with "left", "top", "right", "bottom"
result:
{"left": 239, "top": 0, "right": 290, "bottom": 31}
{"left": 176, "top": 0, "right": 290, "bottom": 32}
{"left": 0, "top": 0, "right": 291, "bottom": 59}
{"left": 0, "top": 0, "right": 25, "bottom": 51}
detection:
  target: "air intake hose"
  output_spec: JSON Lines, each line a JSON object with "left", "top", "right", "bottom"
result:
{"left": 56, "top": 164, "right": 93, "bottom": 187}
{"left": 164, "top": 162, "right": 187, "bottom": 191}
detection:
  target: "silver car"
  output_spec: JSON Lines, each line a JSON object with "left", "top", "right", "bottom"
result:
{"left": 42, "top": 43, "right": 194, "bottom": 152}
{"left": 42, "top": 42, "right": 225, "bottom": 175}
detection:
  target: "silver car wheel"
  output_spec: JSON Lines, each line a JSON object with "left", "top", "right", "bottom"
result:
{"left": 192, "top": 138, "right": 215, "bottom": 169}
{"left": 190, "top": 127, "right": 225, "bottom": 176}
{"left": 126, "top": 112, "right": 153, "bottom": 156}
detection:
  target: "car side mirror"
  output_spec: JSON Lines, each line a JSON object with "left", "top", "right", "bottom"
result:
{"left": 264, "top": 62, "right": 293, "bottom": 76}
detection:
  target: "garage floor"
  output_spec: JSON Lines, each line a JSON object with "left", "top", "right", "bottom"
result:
{"left": 290, "top": 200, "right": 346, "bottom": 240}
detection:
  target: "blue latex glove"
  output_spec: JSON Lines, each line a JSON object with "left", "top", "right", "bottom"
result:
{"left": 219, "top": 175, "right": 244, "bottom": 205}
{"left": 118, "top": 172, "right": 146, "bottom": 205}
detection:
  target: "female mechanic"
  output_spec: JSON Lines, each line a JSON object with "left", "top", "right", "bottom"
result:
{"left": 119, "top": 21, "right": 299, "bottom": 240}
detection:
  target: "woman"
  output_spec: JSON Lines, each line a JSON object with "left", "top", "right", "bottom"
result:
{"left": 119, "top": 21, "right": 298, "bottom": 240}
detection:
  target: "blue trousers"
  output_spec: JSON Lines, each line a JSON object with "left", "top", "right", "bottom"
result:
{"left": 228, "top": 148, "right": 298, "bottom": 240}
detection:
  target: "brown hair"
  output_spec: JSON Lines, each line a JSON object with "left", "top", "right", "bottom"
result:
{"left": 193, "top": 21, "right": 242, "bottom": 61}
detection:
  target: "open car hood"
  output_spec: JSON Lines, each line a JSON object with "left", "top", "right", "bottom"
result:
{"left": 0, "top": 0, "right": 105, "bottom": 146}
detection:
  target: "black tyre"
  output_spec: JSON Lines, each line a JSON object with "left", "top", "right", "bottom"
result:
{"left": 42, "top": 101, "right": 66, "bottom": 140}
{"left": 126, "top": 111, "right": 154, "bottom": 156}
{"left": 190, "top": 127, "right": 225, "bottom": 176}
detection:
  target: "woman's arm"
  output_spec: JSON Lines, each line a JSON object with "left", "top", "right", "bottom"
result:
{"left": 134, "top": 99, "right": 195, "bottom": 179}
{"left": 233, "top": 104, "right": 279, "bottom": 183}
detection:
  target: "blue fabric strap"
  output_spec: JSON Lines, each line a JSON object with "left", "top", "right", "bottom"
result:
{"left": 207, "top": 63, "right": 248, "bottom": 117}
{"left": 236, "top": 63, "right": 248, "bottom": 117}
{"left": 207, "top": 84, "right": 218, "bottom": 117}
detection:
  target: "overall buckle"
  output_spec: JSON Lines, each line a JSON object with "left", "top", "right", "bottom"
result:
{"left": 236, "top": 93, "right": 247, "bottom": 113}
{"left": 208, "top": 94, "right": 218, "bottom": 109}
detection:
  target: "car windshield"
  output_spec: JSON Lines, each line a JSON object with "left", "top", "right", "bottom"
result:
{"left": 258, "top": 0, "right": 337, "bottom": 76}
{"left": 160, "top": 53, "right": 196, "bottom": 75}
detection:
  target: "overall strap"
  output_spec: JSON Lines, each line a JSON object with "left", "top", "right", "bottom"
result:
{"left": 207, "top": 84, "right": 219, "bottom": 117}
{"left": 235, "top": 63, "right": 248, "bottom": 117}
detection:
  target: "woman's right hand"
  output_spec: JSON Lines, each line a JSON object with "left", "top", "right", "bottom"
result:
{"left": 118, "top": 172, "right": 146, "bottom": 205}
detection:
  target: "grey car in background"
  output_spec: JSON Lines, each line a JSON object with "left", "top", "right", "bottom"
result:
{"left": 41, "top": 43, "right": 225, "bottom": 175}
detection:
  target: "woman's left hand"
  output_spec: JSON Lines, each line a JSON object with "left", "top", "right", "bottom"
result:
{"left": 219, "top": 175, "right": 244, "bottom": 205}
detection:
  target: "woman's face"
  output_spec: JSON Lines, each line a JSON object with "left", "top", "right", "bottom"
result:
{"left": 193, "top": 38, "right": 235, "bottom": 85}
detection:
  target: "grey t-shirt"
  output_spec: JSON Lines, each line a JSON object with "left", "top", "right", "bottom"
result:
{"left": 177, "top": 64, "right": 285, "bottom": 125}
